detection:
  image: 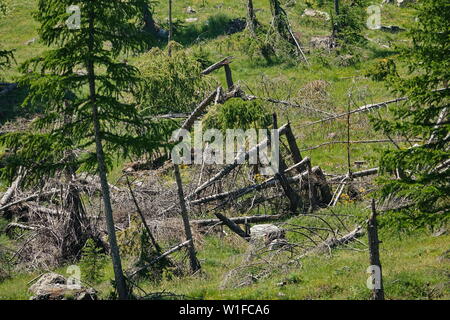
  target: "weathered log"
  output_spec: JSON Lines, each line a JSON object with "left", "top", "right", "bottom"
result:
{"left": 180, "top": 88, "right": 219, "bottom": 132}
{"left": 201, "top": 57, "right": 233, "bottom": 75}
{"left": 330, "top": 168, "right": 379, "bottom": 182}
{"left": 191, "top": 214, "right": 284, "bottom": 227}
{"left": 317, "top": 226, "right": 364, "bottom": 251}
{"left": 0, "top": 169, "right": 24, "bottom": 209}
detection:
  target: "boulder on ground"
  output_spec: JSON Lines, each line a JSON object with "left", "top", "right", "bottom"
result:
{"left": 309, "top": 36, "right": 335, "bottom": 50}
{"left": 302, "top": 9, "right": 330, "bottom": 21}
{"left": 250, "top": 224, "right": 285, "bottom": 245}
{"left": 29, "top": 272, "right": 97, "bottom": 300}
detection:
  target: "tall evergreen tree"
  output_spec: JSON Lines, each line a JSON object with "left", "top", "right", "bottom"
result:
{"left": 371, "top": 0, "right": 449, "bottom": 224}
{"left": 5, "top": 0, "right": 161, "bottom": 299}
{"left": 0, "top": 0, "right": 14, "bottom": 73}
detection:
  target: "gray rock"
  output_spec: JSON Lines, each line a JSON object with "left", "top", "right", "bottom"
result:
{"left": 302, "top": 9, "right": 330, "bottom": 21}
{"left": 29, "top": 272, "right": 97, "bottom": 300}
{"left": 250, "top": 224, "right": 285, "bottom": 245}
{"left": 310, "top": 36, "right": 335, "bottom": 50}
{"left": 186, "top": 6, "right": 196, "bottom": 14}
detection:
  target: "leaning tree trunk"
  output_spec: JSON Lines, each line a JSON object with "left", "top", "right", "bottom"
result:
{"left": 87, "top": 11, "right": 128, "bottom": 300}
{"left": 246, "top": 0, "right": 258, "bottom": 35}
{"left": 268, "top": 0, "right": 296, "bottom": 46}
{"left": 174, "top": 164, "right": 201, "bottom": 273}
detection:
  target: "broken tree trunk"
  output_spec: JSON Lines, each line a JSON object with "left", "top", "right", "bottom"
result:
{"left": 273, "top": 116, "right": 301, "bottom": 214}
{"left": 285, "top": 124, "right": 303, "bottom": 171}
{"left": 181, "top": 88, "right": 219, "bottom": 131}
{"left": 201, "top": 57, "right": 233, "bottom": 75}
{"left": 214, "top": 212, "right": 249, "bottom": 240}
{"left": 311, "top": 166, "right": 333, "bottom": 205}
{"left": 246, "top": 0, "right": 258, "bottom": 35}
{"left": 368, "top": 199, "right": 384, "bottom": 300}
{"left": 190, "top": 123, "right": 290, "bottom": 198}
{"left": 0, "top": 168, "right": 24, "bottom": 212}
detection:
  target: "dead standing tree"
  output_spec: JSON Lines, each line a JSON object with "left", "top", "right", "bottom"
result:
{"left": 368, "top": 199, "right": 384, "bottom": 300}
{"left": 246, "top": 0, "right": 259, "bottom": 35}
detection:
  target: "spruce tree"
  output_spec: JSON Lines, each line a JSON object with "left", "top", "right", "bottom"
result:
{"left": 0, "top": 0, "right": 14, "bottom": 73}
{"left": 371, "top": 0, "right": 449, "bottom": 224}
{"left": 9, "top": 0, "right": 158, "bottom": 299}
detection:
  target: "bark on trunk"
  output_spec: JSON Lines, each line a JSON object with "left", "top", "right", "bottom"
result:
{"left": 174, "top": 164, "right": 201, "bottom": 273}
{"left": 87, "top": 10, "right": 128, "bottom": 300}
{"left": 368, "top": 199, "right": 384, "bottom": 300}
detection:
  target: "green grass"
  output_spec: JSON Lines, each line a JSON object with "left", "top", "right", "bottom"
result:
{"left": 1, "top": 0, "right": 447, "bottom": 300}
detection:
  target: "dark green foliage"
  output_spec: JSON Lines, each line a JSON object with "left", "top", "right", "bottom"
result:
{"left": 0, "top": 0, "right": 14, "bottom": 75}
{"left": 0, "top": 0, "right": 169, "bottom": 181}
{"left": 79, "top": 239, "right": 107, "bottom": 284}
{"left": 333, "top": 0, "right": 368, "bottom": 47}
{"left": 370, "top": 0, "right": 450, "bottom": 225}
{"left": 203, "top": 98, "right": 272, "bottom": 132}
{"left": 136, "top": 45, "right": 212, "bottom": 115}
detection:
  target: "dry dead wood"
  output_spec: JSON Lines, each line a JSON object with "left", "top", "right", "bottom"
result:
{"left": 191, "top": 214, "right": 283, "bottom": 227}
{"left": 180, "top": 88, "right": 219, "bottom": 132}
{"left": 368, "top": 199, "right": 384, "bottom": 300}
{"left": 213, "top": 212, "right": 249, "bottom": 240}
{"left": 201, "top": 57, "right": 233, "bottom": 75}
{"left": 0, "top": 189, "right": 59, "bottom": 213}
{"left": 128, "top": 239, "right": 192, "bottom": 278}
{"left": 189, "top": 123, "right": 290, "bottom": 199}
{"left": 0, "top": 168, "right": 24, "bottom": 209}
{"left": 330, "top": 168, "right": 379, "bottom": 182}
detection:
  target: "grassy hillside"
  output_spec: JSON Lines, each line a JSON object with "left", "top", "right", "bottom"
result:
{"left": 0, "top": 0, "right": 448, "bottom": 300}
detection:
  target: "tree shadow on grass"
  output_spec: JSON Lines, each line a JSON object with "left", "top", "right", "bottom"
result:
{"left": 171, "top": 13, "right": 245, "bottom": 47}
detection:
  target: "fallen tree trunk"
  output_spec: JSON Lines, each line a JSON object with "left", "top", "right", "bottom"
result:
{"left": 0, "top": 189, "right": 59, "bottom": 213}
{"left": 214, "top": 212, "right": 249, "bottom": 240}
{"left": 128, "top": 240, "right": 192, "bottom": 278}
{"left": 201, "top": 57, "right": 233, "bottom": 75}
{"left": 330, "top": 168, "right": 379, "bottom": 182}
{"left": 0, "top": 169, "right": 25, "bottom": 210}
{"left": 189, "top": 123, "right": 290, "bottom": 198}
{"left": 191, "top": 214, "right": 284, "bottom": 227}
